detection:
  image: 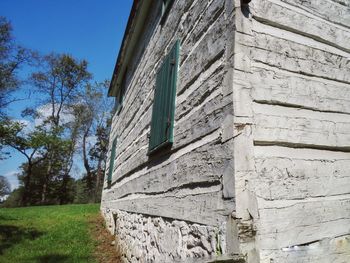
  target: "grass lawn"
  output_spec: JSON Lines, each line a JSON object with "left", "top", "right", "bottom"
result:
{"left": 0, "top": 204, "right": 104, "bottom": 263}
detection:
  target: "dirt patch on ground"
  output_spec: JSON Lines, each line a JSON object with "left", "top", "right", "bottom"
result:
{"left": 89, "top": 214, "right": 123, "bottom": 263}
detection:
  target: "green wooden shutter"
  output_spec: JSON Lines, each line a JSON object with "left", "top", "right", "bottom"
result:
{"left": 107, "top": 137, "right": 117, "bottom": 185}
{"left": 149, "top": 40, "right": 179, "bottom": 154}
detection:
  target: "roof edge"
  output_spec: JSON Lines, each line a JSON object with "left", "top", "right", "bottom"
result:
{"left": 108, "top": 0, "right": 152, "bottom": 97}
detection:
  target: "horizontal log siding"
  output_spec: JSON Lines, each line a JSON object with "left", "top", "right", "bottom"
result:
{"left": 233, "top": 0, "right": 350, "bottom": 262}
{"left": 102, "top": 0, "right": 235, "bottom": 227}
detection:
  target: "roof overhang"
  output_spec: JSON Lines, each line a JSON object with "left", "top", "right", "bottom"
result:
{"left": 108, "top": 0, "right": 153, "bottom": 97}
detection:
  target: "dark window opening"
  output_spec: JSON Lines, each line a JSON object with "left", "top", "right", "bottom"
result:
{"left": 107, "top": 137, "right": 117, "bottom": 187}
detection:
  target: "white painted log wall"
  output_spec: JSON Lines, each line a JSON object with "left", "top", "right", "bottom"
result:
{"left": 101, "top": 0, "right": 238, "bottom": 261}
{"left": 102, "top": 0, "right": 350, "bottom": 261}
{"left": 232, "top": 0, "right": 350, "bottom": 262}
{"left": 103, "top": 0, "right": 230, "bottom": 219}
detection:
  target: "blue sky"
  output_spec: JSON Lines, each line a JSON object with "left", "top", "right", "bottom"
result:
{"left": 0, "top": 0, "right": 133, "bottom": 190}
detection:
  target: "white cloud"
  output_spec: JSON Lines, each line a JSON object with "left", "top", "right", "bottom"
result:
{"left": 14, "top": 119, "right": 34, "bottom": 134}
{"left": 86, "top": 135, "right": 97, "bottom": 147}
{"left": 3, "top": 170, "right": 20, "bottom": 191}
{"left": 35, "top": 103, "right": 75, "bottom": 127}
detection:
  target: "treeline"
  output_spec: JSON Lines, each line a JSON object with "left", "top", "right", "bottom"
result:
{"left": 0, "top": 17, "right": 112, "bottom": 207}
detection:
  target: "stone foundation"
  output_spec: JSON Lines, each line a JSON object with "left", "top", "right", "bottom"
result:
{"left": 102, "top": 208, "right": 229, "bottom": 262}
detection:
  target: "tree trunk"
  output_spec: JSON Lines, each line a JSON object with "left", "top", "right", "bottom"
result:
{"left": 41, "top": 157, "right": 52, "bottom": 204}
{"left": 94, "top": 158, "right": 103, "bottom": 203}
{"left": 82, "top": 130, "right": 94, "bottom": 201}
{"left": 59, "top": 152, "right": 74, "bottom": 205}
{"left": 59, "top": 174, "right": 69, "bottom": 205}
{"left": 21, "top": 160, "right": 33, "bottom": 206}
{"left": 40, "top": 176, "right": 48, "bottom": 205}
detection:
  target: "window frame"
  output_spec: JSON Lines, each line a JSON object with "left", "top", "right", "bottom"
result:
{"left": 113, "top": 69, "right": 128, "bottom": 116}
{"left": 160, "top": 0, "right": 175, "bottom": 25}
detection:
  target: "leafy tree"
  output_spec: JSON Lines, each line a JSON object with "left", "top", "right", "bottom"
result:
{"left": 0, "top": 17, "right": 111, "bottom": 206}
{"left": 73, "top": 178, "right": 89, "bottom": 204}
{"left": 16, "top": 155, "right": 74, "bottom": 205}
{"left": 0, "top": 175, "right": 11, "bottom": 198}
{"left": 71, "top": 81, "right": 111, "bottom": 202}
{"left": 2, "top": 187, "right": 23, "bottom": 207}
{"left": 0, "top": 120, "right": 58, "bottom": 205}
{"left": 0, "top": 17, "right": 33, "bottom": 111}
{"left": 31, "top": 53, "right": 91, "bottom": 126}
{"left": 88, "top": 122, "right": 110, "bottom": 202}
{"left": 38, "top": 129, "right": 72, "bottom": 204}
{"left": 29, "top": 53, "right": 92, "bottom": 204}
{"left": 0, "top": 17, "right": 35, "bottom": 159}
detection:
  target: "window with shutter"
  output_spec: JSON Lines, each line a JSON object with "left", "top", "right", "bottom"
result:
{"left": 162, "top": 0, "right": 173, "bottom": 12}
{"left": 160, "top": 0, "right": 175, "bottom": 25}
{"left": 119, "top": 70, "right": 127, "bottom": 106}
{"left": 148, "top": 40, "right": 179, "bottom": 154}
{"left": 113, "top": 97, "right": 119, "bottom": 114}
{"left": 107, "top": 137, "right": 117, "bottom": 186}
{"left": 113, "top": 70, "right": 128, "bottom": 115}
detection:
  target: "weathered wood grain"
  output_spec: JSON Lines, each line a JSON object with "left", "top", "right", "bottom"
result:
{"left": 110, "top": 92, "right": 230, "bottom": 183}
{"left": 257, "top": 194, "right": 350, "bottom": 249}
{"left": 112, "top": 5, "right": 228, "bottom": 167}
{"left": 103, "top": 139, "right": 232, "bottom": 201}
{"left": 178, "top": 14, "right": 226, "bottom": 95}
{"left": 114, "top": 0, "right": 216, "bottom": 147}
{"left": 251, "top": 0, "right": 350, "bottom": 52}
{"left": 114, "top": 61, "right": 225, "bottom": 170}
{"left": 104, "top": 0, "right": 350, "bottom": 261}
{"left": 248, "top": 65, "right": 350, "bottom": 114}
{"left": 253, "top": 151, "right": 350, "bottom": 200}
{"left": 253, "top": 102, "right": 350, "bottom": 149}
{"left": 248, "top": 32, "right": 350, "bottom": 84}
{"left": 113, "top": 123, "right": 225, "bottom": 184}
{"left": 232, "top": 0, "right": 350, "bottom": 262}
{"left": 103, "top": 190, "right": 235, "bottom": 226}
{"left": 180, "top": 0, "right": 225, "bottom": 65}
{"left": 280, "top": 0, "right": 350, "bottom": 28}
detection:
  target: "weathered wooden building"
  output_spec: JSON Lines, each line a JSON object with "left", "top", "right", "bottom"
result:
{"left": 101, "top": 0, "right": 350, "bottom": 262}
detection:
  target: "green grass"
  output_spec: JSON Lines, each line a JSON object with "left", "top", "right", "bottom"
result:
{"left": 0, "top": 204, "right": 100, "bottom": 263}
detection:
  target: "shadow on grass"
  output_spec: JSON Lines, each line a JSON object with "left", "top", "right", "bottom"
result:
{"left": 35, "top": 254, "right": 71, "bottom": 263}
{"left": 34, "top": 254, "right": 91, "bottom": 263}
{"left": 0, "top": 225, "right": 43, "bottom": 255}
